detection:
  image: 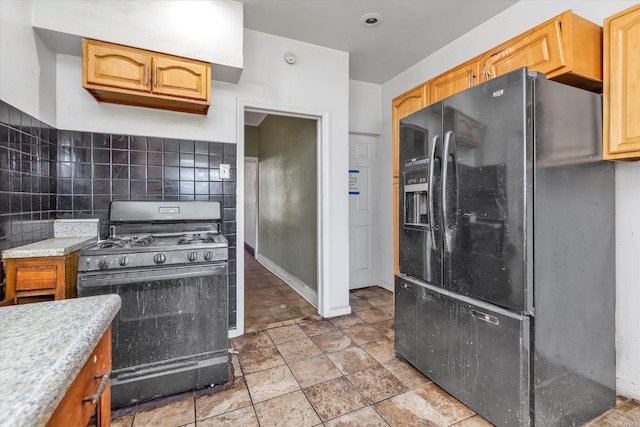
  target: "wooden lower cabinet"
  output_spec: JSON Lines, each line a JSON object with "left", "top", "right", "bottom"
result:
{"left": 4, "top": 252, "right": 78, "bottom": 304}
{"left": 603, "top": 3, "right": 640, "bottom": 161}
{"left": 47, "top": 327, "right": 112, "bottom": 427}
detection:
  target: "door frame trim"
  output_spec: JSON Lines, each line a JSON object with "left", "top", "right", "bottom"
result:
{"left": 243, "top": 156, "right": 259, "bottom": 255}
{"left": 233, "top": 100, "right": 329, "bottom": 337}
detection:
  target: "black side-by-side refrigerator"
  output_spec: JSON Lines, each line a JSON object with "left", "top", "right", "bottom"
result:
{"left": 395, "top": 67, "right": 615, "bottom": 426}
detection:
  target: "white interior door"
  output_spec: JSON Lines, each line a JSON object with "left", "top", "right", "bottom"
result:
{"left": 244, "top": 157, "right": 258, "bottom": 254}
{"left": 349, "top": 133, "right": 378, "bottom": 289}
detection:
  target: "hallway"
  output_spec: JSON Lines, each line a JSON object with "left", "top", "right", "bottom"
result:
{"left": 244, "top": 251, "right": 319, "bottom": 332}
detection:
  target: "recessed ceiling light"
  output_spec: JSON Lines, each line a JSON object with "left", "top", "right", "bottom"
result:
{"left": 361, "top": 12, "right": 383, "bottom": 27}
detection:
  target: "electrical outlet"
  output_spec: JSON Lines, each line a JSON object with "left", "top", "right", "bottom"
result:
{"left": 220, "top": 164, "right": 231, "bottom": 179}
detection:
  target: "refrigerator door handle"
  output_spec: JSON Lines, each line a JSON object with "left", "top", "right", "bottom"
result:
{"left": 428, "top": 135, "right": 440, "bottom": 250}
{"left": 441, "top": 131, "right": 459, "bottom": 254}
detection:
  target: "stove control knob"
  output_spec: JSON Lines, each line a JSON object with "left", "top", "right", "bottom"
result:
{"left": 98, "top": 260, "right": 109, "bottom": 270}
{"left": 204, "top": 251, "right": 213, "bottom": 261}
{"left": 118, "top": 256, "right": 130, "bottom": 267}
{"left": 187, "top": 251, "right": 197, "bottom": 262}
{"left": 154, "top": 253, "right": 167, "bottom": 264}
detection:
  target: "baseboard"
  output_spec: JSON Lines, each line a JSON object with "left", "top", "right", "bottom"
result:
{"left": 244, "top": 243, "right": 255, "bottom": 257}
{"left": 256, "top": 254, "right": 318, "bottom": 307}
{"left": 323, "top": 305, "right": 352, "bottom": 318}
{"left": 228, "top": 328, "right": 242, "bottom": 338}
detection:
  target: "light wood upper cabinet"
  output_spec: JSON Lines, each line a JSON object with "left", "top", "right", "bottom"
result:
{"left": 483, "top": 10, "right": 602, "bottom": 92}
{"left": 392, "top": 83, "right": 429, "bottom": 273}
{"left": 85, "top": 40, "right": 150, "bottom": 92}
{"left": 603, "top": 4, "right": 640, "bottom": 161}
{"left": 430, "top": 59, "right": 481, "bottom": 104}
{"left": 152, "top": 56, "right": 210, "bottom": 101}
{"left": 392, "top": 83, "right": 429, "bottom": 178}
{"left": 83, "top": 39, "right": 211, "bottom": 115}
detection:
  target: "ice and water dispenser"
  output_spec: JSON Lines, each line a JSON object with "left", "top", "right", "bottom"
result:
{"left": 400, "top": 123, "right": 431, "bottom": 231}
{"left": 403, "top": 157, "right": 429, "bottom": 228}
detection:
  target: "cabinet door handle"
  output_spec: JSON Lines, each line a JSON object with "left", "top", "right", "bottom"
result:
{"left": 144, "top": 63, "right": 148, "bottom": 86}
{"left": 153, "top": 64, "right": 157, "bottom": 87}
{"left": 82, "top": 372, "right": 110, "bottom": 405}
{"left": 484, "top": 67, "right": 491, "bottom": 81}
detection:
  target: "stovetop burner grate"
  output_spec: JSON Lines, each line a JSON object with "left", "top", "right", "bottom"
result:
{"left": 177, "top": 233, "right": 220, "bottom": 245}
{"left": 99, "top": 235, "right": 155, "bottom": 249}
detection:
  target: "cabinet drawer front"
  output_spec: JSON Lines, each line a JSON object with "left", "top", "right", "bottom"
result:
{"left": 485, "top": 19, "right": 565, "bottom": 79}
{"left": 15, "top": 265, "right": 58, "bottom": 291}
{"left": 152, "top": 56, "right": 210, "bottom": 101}
{"left": 85, "top": 41, "right": 150, "bottom": 92}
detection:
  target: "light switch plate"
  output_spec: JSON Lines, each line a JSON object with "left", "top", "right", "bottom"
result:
{"left": 220, "top": 164, "right": 231, "bottom": 179}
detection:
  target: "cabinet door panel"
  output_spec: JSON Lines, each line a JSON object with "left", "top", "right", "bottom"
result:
{"left": 47, "top": 328, "right": 111, "bottom": 427}
{"left": 604, "top": 4, "right": 640, "bottom": 160}
{"left": 153, "top": 57, "right": 210, "bottom": 101}
{"left": 430, "top": 60, "right": 480, "bottom": 103}
{"left": 85, "top": 41, "right": 150, "bottom": 92}
{"left": 484, "top": 19, "right": 564, "bottom": 81}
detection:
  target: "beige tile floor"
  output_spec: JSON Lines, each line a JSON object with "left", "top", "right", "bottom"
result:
{"left": 111, "top": 255, "right": 640, "bottom": 427}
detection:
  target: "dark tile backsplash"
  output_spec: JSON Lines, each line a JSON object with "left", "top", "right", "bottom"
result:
{"left": 0, "top": 101, "right": 238, "bottom": 327}
{"left": 0, "top": 102, "right": 57, "bottom": 254}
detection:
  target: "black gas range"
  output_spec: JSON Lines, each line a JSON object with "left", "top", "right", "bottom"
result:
{"left": 77, "top": 201, "right": 229, "bottom": 409}
{"left": 78, "top": 231, "right": 228, "bottom": 271}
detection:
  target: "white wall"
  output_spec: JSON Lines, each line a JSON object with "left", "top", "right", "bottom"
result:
{"left": 615, "top": 162, "right": 640, "bottom": 399}
{"left": 349, "top": 80, "right": 381, "bottom": 134}
{"left": 0, "top": 1, "right": 57, "bottom": 125}
{"left": 380, "top": 0, "right": 640, "bottom": 399}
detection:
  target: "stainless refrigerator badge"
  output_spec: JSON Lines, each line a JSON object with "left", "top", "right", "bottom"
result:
{"left": 395, "top": 67, "right": 615, "bottom": 427}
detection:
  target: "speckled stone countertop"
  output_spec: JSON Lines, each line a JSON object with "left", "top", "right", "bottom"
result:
{"left": 0, "top": 295, "right": 121, "bottom": 427}
{"left": 1, "top": 236, "right": 96, "bottom": 259}
{"left": 54, "top": 219, "right": 99, "bottom": 238}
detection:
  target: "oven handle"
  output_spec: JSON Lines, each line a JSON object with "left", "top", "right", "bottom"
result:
{"left": 78, "top": 263, "right": 227, "bottom": 287}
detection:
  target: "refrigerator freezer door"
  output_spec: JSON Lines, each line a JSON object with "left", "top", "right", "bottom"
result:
{"left": 399, "top": 103, "right": 443, "bottom": 285}
{"left": 442, "top": 68, "right": 531, "bottom": 313}
{"left": 394, "top": 274, "right": 418, "bottom": 365}
{"left": 413, "top": 279, "right": 531, "bottom": 427}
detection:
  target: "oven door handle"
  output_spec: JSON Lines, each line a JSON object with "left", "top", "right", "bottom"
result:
{"left": 78, "top": 263, "right": 227, "bottom": 287}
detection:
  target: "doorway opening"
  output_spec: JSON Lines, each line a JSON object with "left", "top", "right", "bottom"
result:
{"left": 237, "top": 107, "right": 323, "bottom": 335}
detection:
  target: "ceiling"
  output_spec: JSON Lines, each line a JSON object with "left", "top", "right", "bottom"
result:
{"left": 238, "top": 0, "right": 519, "bottom": 84}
